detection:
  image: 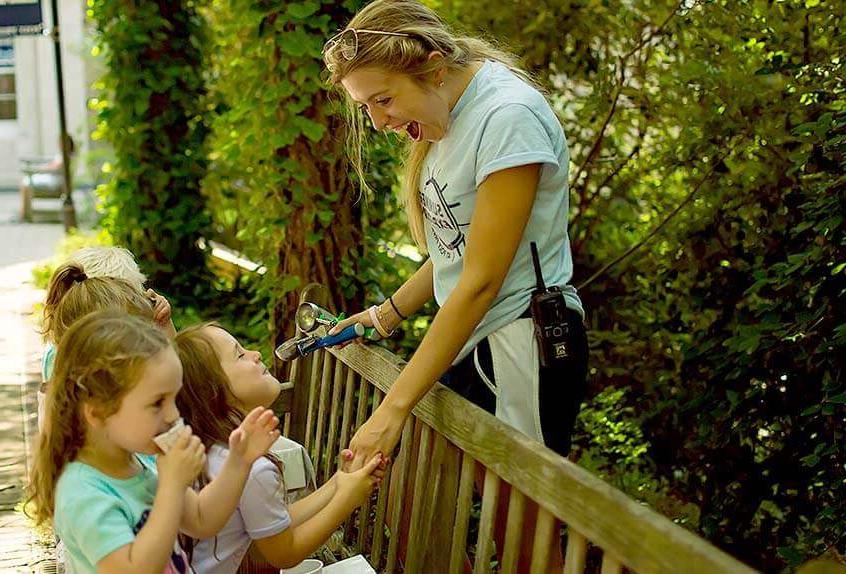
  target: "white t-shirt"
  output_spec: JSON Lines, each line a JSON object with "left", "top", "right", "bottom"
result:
{"left": 192, "top": 445, "right": 292, "bottom": 574}
{"left": 422, "top": 60, "right": 584, "bottom": 362}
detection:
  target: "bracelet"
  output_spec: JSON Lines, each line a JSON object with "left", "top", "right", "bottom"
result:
{"left": 368, "top": 305, "right": 392, "bottom": 338}
{"left": 377, "top": 304, "right": 395, "bottom": 334}
{"left": 388, "top": 296, "right": 407, "bottom": 320}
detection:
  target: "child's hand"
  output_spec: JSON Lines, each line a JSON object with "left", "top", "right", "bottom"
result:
{"left": 228, "top": 407, "right": 280, "bottom": 467}
{"left": 340, "top": 448, "right": 389, "bottom": 475}
{"left": 335, "top": 453, "right": 383, "bottom": 508}
{"left": 157, "top": 427, "right": 205, "bottom": 488}
{"left": 146, "top": 288, "right": 176, "bottom": 338}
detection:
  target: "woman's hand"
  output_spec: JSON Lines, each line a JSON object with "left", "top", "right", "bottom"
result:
{"left": 346, "top": 404, "right": 406, "bottom": 470}
{"left": 326, "top": 308, "right": 374, "bottom": 349}
{"left": 228, "top": 407, "right": 280, "bottom": 468}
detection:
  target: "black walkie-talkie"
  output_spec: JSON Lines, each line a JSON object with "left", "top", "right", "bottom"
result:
{"left": 530, "top": 242, "right": 571, "bottom": 367}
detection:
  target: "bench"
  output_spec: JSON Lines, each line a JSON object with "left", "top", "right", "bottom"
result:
{"left": 19, "top": 156, "right": 65, "bottom": 222}
{"left": 283, "top": 295, "right": 759, "bottom": 573}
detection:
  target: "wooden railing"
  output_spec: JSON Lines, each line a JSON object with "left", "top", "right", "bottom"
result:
{"left": 282, "top": 329, "right": 758, "bottom": 574}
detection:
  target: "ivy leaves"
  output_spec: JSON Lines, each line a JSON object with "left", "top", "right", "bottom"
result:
{"left": 90, "top": 0, "right": 213, "bottom": 299}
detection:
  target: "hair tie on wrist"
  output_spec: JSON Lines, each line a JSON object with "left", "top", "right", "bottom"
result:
{"left": 388, "top": 296, "right": 407, "bottom": 320}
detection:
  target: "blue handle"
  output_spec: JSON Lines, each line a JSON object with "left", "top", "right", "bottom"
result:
{"left": 316, "top": 323, "right": 365, "bottom": 349}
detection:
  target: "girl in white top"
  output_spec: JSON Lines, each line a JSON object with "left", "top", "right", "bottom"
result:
{"left": 174, "top": 323, "right": 384, "bottom": 573}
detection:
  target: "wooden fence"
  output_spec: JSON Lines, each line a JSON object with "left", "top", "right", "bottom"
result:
{"left": 282, "top": 330, "right": 758, "bottom": 574}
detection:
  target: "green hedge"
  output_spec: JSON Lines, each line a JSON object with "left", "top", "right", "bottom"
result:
{"left": 89, "top": 0, "right": 213, "bottom": 302}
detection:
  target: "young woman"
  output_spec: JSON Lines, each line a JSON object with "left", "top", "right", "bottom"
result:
{"left": 325, "top": 0, "right": 588, "bottom": 470}
{"left": 324, "top": 3, "right": 588, "bottom": 569}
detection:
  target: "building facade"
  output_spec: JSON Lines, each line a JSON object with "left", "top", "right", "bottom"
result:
{"left": 0, "top": 0, "right": 94, "bottom": 189}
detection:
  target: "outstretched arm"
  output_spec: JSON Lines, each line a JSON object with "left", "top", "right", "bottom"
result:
{"left": 348, "top": 164, "right": 541, "bottom": 467}
{"left": 181, "top": 408, "right": 279, "bottom": 538}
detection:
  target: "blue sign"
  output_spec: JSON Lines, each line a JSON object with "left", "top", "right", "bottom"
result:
{"left": 0, "top": 1, "right": 44, "bottom": 38}
{"left": 0, "top": 41, "right": 12, "bottom": 70}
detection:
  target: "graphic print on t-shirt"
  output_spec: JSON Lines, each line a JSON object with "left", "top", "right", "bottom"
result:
{"left": 421, "top": 169, "right": 470, "bottom": 260}
{"left": 133, "top": 508, "right": 189, "bottom": 574}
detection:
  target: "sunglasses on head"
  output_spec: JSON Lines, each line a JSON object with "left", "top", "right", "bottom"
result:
{"left": 323, "top": 28, "right": 411, "bottom": 71}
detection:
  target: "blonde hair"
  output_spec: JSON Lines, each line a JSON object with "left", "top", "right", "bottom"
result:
{"left": 42, "top": 263, "right": 155, "bottom": 345}
{"left": 324, "top": 0, "right": 536, "bottom": 247}
{"left": 71, "top": 246, "right": 146, "bottom": 291}
{"left": 27, "top": 311, "right": 171, "bottom": 526}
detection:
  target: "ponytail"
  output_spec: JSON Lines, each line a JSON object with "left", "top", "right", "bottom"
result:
{"left": 43, "top": 264, "right": 89, "bottom": 343}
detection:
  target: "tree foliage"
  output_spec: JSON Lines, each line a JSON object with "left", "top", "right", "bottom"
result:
{"left": 441, "top": 0, "right": 845, "bottom": 568}
{"left": 89, "top": 0, "right": 214, "bottom": 300}
{"left": 200, "top": 0, "right": 424, "bottom": 358}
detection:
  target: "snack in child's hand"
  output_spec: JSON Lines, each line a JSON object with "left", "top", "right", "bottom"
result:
{"left": 153, "top": 418, "right": 185, "bottom": 453}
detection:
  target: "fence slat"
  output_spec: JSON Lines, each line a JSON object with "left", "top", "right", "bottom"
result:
{"left": 501, "top": 487, "right": 526, "bottom": 574}
{"left": 405, "top": 424, "right": 432, "bottom": 573}
{"left": 372, "top": 387, "right": 384, "bottom": 409}
{"left": 418, "top": 433, "right": 448, "bottom": 569}
{"left": 287, "top": 340, "right": 311, "bottom": 443}
{"left": 427, "top": 441, "right": 460, "bottom": 573}
{"left": 369, "top": 388, "right": 388, "bottom": 568}
{"left": 565, "top": 529, "right": 588, "bottom": 574}
{"left": 530, "top": 507, "right": 556, "bottom": 574}
{"left": 337, "top": 369, "right": 357, "bottom": 471}
{"left": 421, "top": 433, "right": 447, "bottom": 540}
{"left": 385, "top": 417, "right": 415, "bottom": 574}
{"left": 323, "top": 359, "right": 346, "bottom": 479}
{"left": 303, "top": 350, "right": 321, "bottom": 450}
{"left": 601, "top": 552, "right": 623, "bottom": 574}
{"left": 371, "top": 450, "right": 392, "bottom": 570}
{"left": 473, "top": 468, "right": 501, "bottom": 574}
{"left": 312, "top": 352, "right": 334, "bottom": 481}
{"left": 346, "top": 379, "right": 372, "bottom": 548}
{"left": 354, "top": 375, "right": 370, "bottom": 434}
{"left": 357, "top": 387, "right": 383, "bottom": 558}
{"left": 288, "top": 355, "right": 300, "bottom": 397}
{"left": 449, "top": 452, "right": 475, "bottom": 574}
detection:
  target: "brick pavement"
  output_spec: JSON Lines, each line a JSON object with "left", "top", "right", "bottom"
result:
{"left": 0, "top": 189, "right": 63, "bottom": 573}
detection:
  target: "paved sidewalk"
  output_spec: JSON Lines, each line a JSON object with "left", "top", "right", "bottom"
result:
{"left": 0, "top": 190, "right": 64, "bottom": 573}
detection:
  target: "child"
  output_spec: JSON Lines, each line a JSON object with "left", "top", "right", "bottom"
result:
{"left": 175, "top": 319, "right": 317, "bottom": 503}
{"left": 38, "top": 263, "right": 156, "bottom": 431}
{"left": 71, "top": 246, "right": 147, "bottom": 291}
{"left": 174, "top": 323, "right": 384, "bottom": 573}
{"left": 39, "top": 245, "right": 173, "bottom": 429}
{"left": 28, "top": 310, "right": 281, "bottom": 573}
{"left": 71, "top": 246, "right": 175, "bottom": 336}
{"left": 42, "top": 245, "right": 174, "bottom": 380}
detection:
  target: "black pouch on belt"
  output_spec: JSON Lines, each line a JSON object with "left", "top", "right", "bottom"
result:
{"left": 529, "top": 242, "right": 578, "bottom": 367}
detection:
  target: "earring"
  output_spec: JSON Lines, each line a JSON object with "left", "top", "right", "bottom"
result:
{"left": 438, "top": 80, "right": 445, "bottom": 87}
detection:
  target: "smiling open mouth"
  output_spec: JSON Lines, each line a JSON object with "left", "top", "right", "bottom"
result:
{"left": 406, "top": 121, "right": 421, "bottom": 141}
